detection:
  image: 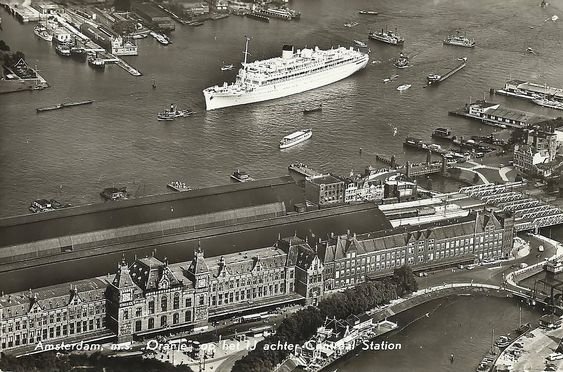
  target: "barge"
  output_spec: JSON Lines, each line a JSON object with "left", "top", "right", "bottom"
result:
{"left": 427, "top": 58, "right": 467, "bottom": 85}
{"left": 36, "top": 100, "right": 94, "bottom": 112}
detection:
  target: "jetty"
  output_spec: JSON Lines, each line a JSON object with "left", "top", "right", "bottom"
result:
{"left": 427, "top": 58, "right": 467, "bottom": 85}
{"left": 36, "top": 100, "right": 94, "bottom": 113}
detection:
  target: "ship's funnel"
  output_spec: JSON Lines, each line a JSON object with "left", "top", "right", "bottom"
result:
{"left": 282, "top": 45, "right": 294, "bottom": 59}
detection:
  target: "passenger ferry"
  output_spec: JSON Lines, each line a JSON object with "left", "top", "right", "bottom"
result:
{"left": 532, "top": 97, "right": 563, "bottom": 111}
{"left": 368, "top": 27, "right": 404, "bottom": 45}
{"left": 279, "top": 129, "right": 312, "bottom": 149}
{"left": 443, "top": 31, "right": 475, "bottom": 48}
{"left": 203, "top": 37, "right": 369, "bottom": 110}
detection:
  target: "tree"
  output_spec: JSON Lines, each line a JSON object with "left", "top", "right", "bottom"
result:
{"left": 392, "top": 265, "right": 418, "bottom": 296}
{"left": 0, "top": 40, "right": 10, "bottom": 51}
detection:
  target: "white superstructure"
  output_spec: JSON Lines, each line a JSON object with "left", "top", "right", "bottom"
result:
{"left": 203, "top": 37, "right": 369, "bottom": 111}
{"left": 279, "top": 129, "right": 312, "bottom": 149}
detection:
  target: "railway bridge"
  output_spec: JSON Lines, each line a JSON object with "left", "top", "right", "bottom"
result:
{"left": 460, "top": 182, "right": 563, "bottom": 232}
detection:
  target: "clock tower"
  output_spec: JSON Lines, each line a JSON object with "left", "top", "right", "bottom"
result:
{"left": 186, "top": 242, "right": 210, "bottom": 325}
{"left": 107, "top": 257, "right": 140, "bottom": 343}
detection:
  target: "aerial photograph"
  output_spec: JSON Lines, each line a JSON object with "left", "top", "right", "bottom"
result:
{"left": 1, "top": 0, "right": 563, "bottom": 371}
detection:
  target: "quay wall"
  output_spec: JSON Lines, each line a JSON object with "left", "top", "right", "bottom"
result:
{"left": 0, "top": 202, "right": 286, "bottom": 264}
{"left": 0, "top": 176, "right": 304, "bottom": 247}
{"left": 370, "top": 283, "right": 514, "bottom": 323}
{"left": 0, "top": 203, "right": 390, "bottom": 275}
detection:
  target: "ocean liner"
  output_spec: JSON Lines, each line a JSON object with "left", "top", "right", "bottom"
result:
{"left": 203, "top": 37, "right": 369, "bottom": 111}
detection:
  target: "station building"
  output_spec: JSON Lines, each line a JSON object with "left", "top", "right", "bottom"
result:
{"left": 0, "top": 208, "right": 514, "bottom": 353}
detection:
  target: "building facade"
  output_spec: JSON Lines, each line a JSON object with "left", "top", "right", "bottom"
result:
{"left": 0, "top": 209, "right": 514, "bottom": 353}
{"left": 513, "top": 128, "right": 558, "bottom": 177}
{"left": 305, "top": 175, "right": 345, "bottom": 206}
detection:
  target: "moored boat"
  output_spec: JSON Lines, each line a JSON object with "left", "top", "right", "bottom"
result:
{"left": 167, "top": 181, "right": 192, "bottom": 192}
{"left": 368, "top": 27, "right": 404, "bottom": 45}
{"left": 532, "top": 97, "right": 563, "bottom": 111}
{"left": 34, "top": 24, "right": 53, "bottom": 42}
{"left": 279, "top": 129, "right": 312, "bottom": 149}
{"left": 432, "top": 127, "right": 452, "bottom": 139}
{"left": 70, "top": 46, "right": 87, "bottom": 62}
{"left": 87, "top": 55, "right": 105, "bottom": 70}
{"left": 55, "top": 44, "right": 71, "bottom": 57}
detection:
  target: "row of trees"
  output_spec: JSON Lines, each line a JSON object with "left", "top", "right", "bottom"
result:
{"left": 232, "top": 266, "right": 418, "bottom": 372}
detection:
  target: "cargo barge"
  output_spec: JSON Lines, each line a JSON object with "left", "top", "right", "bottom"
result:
{"left": 36, "top": 100, "right": 94, "bottom": 112}
{"left": 427, "top": 58, "right": 467, "bottom": 85}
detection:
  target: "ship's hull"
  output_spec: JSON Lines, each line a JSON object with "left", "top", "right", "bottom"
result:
{"left": 204, "top": 54, "right": 369, "bottom": 110}
{"left": 34, "top": 29, "right": 52, "bottom": 42}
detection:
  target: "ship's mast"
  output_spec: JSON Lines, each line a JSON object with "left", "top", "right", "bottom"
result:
{"left": 243, "top": 36, "right": 251, "bottom": 65}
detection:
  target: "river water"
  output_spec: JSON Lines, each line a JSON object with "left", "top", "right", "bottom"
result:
{"left": 0, "top": 1, "right": 560, "bottom": 370}
{"left": 1, "top": 0, "right": 563, "bottom": 218}
{"left": 332, "top": 295, "right": 541, "bottom": 372}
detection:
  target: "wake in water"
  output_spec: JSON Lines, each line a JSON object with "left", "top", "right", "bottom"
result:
{"left": 393, "top": 302, "right": 444, "bottom": 334}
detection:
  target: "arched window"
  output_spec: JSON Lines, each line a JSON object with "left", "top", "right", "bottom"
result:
{"left": 173, "top": 293, "right": 180, "bottom": 310}
{"left": 185, "top": 310, "right": 191, "bottom": 323}
{"left": 161, "top": 296, "right": 167, "bottom": 312}
{"left": 148, "top": 318, "right": 154, "bottom": 329}
{"left": 160, "top": 315, "right": 167, "bottom": 327}
{"left": 173, "top": 313, "right": 179, "bottom": 325}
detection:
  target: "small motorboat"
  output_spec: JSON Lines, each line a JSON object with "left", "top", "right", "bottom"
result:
{"left": 383, "top": 74, "right": 399, "bottom": 83}
{"left": 354, "top": 40, "right": 368, "bottom": 48}
{"left": 344, "top": 21, "right": 359, "bottom": 28}
{"left": 397, "top": 84, "right": 411, "bottom": 91}
{"left": 303, "top": 104, "right": 322, "bottom": 114}
{"left": 221, "top": 64, "right": 234, "bottom": 71}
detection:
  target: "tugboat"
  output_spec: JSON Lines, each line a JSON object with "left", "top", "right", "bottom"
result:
{"left": 55, "top": 44, "right": 71, "bottom": 57}
{"left": 427, "top": 73, "right": 441, "bottom": 84}
{"left": 70, "top": 46, "right": 87, "bottom": 62}
{"left": 100, "top": 187, "right": 129, "bottom": 201}
{"left": 443, "top": 30, "right": 475, "bottom": 48}
{"left": 432, "top": 127, "right": 452, "bottom": 139}
{"left": 368, "top": 27, "right": 404, "bottom": 45}
{"left": 87, "top": 55, "right": 105, "bottom": 70}
{"left": 231, "top": 169, "right": 254, "bottom": 182}
{"left": 157, "top": 104, "right": 193, "bottom": 121}
{"left": 393, "top": 53, "right": 409, "bottom": 68}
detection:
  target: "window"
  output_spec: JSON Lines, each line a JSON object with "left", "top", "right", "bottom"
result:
{"left": 185, "top": 310, "right": 191, "bottom": 323}
{"left": 160, "top": 315, "right": 167, "bottom": 327}
{"left": 161, "top": 296, "right": 168, "bottom": 312}
{"left": 185, "top": 298, "right": 192, "bottom": 308}
{"left": 148, "top": 318, "right": 154, "bottom": 329}
{"left": 148, "top": 301, "right": 155, "bottom": 314}
{"left": 135, "top": 320, "right": 142, "bottom": 332}
{"left": 173, "top": 313, "right": 179, "bottom": 325}
{"left": 135, "top": 307, "right": 142, "bottom": 317}
{"left": 173, "top": 293, "right": 180, "bottom": 310}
